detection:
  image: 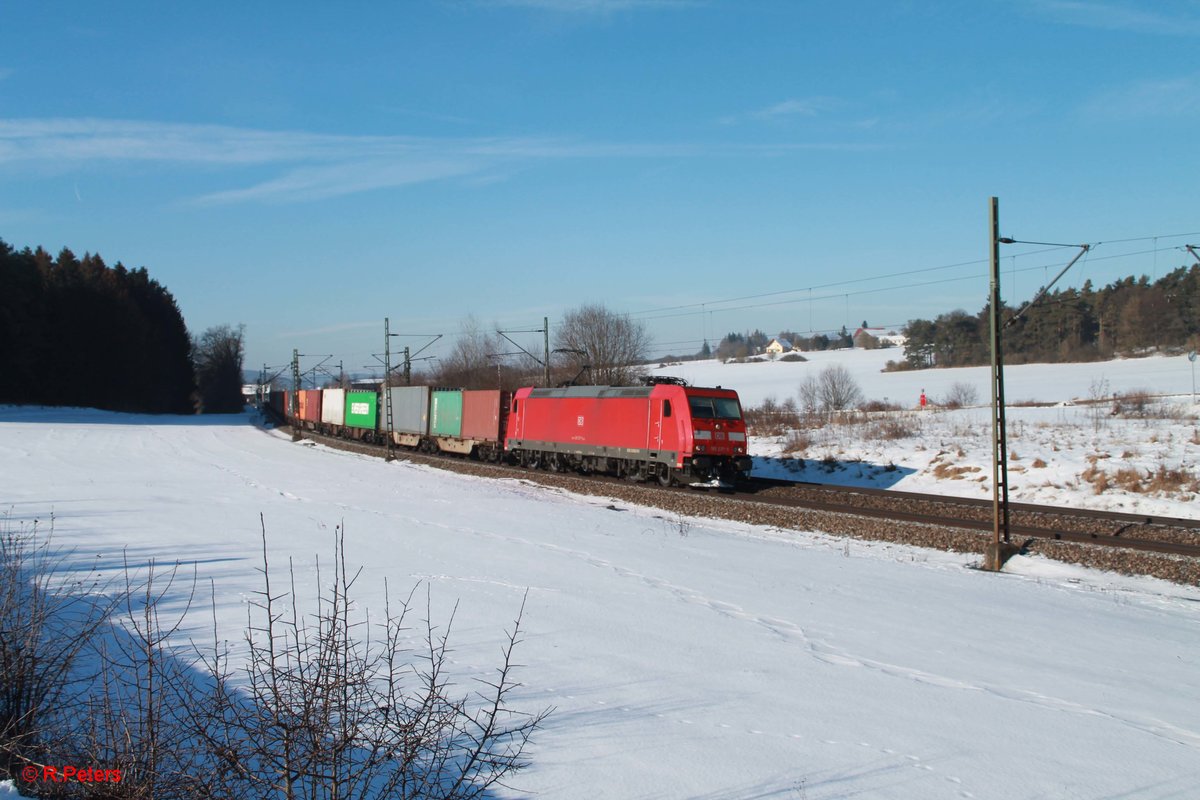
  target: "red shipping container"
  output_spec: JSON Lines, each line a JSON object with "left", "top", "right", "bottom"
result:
{"left": 297, "top": 390, "right": 323, "bottom": 423}
{"left": 461, "top": 390, "right": 507, "bottom": 442}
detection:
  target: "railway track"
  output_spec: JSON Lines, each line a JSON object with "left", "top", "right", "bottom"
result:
{"left": 273, "top": 420, "right": 1200, "bottom": 585}
{"left": 742, "top": 478, "right": 1200, "bottom": 558}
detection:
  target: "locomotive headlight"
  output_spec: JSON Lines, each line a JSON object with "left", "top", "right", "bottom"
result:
{"left": 695, "top": 444, "right": 706, "bottom": 452}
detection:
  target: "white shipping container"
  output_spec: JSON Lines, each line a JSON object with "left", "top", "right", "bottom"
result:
{"left": 321, "top": 388, "right": 346, "bottom": 426}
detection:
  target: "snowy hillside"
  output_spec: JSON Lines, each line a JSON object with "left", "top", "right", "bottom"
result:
{"left": 2, "top": 397, "right": 1199, "bottom": 799}
{"left": 653, "top": 350, "right": 1200, "bottom": 519}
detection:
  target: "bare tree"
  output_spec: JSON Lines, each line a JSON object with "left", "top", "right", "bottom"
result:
{"left": 798, "top": 364, "right": 863, "bottom": 421}
{"left": 433, "top": 317, "right": 505, "bottom": 389}
{"left": 194, "top": 324, "right": 246, "bottom": 413}
{"left": 553, "top": 304, "right": 649, "bottom": 386}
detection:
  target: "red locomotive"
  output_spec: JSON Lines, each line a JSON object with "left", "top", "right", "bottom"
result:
{"left": 505, "top": 378, "right": 752, "bottom": 486}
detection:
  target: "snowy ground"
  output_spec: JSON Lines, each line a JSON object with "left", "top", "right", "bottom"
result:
{"left": 652, "top": 350, "right": 1200, "bottom": 519}
{"left": 2, "top": 377, "right": 1200, "bottom": 798}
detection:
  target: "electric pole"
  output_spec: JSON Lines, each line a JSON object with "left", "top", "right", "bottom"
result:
{"left": 987, "top": 197, "right": 1091, "bottom": 570}
{"left": 383, "top": 317, "right": 395, "bottom": 460}
{"left": 290, "top": 349, "right": 301, "bottom": 441}
{"left": 987, "top": 197, "right": 1013, "bottom": 570}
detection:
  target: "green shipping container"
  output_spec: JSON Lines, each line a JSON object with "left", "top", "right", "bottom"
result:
{"left": 430, "top": 390, "right": 463, "bottom": 437}
{"left": 344, "top": 391, "right": 378, "bottom": 430}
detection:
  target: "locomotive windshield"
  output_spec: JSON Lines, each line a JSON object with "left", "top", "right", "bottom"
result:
{"left": 688, "top": 395, "right": 742, "bottom": 420}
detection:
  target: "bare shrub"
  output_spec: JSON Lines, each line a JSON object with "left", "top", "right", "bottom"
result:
{"left": 66, "top": 559, "right": 203, "bottom": 798}
{"left": 798, "top": 365, "right": 863, "bottom": 422}
{"left": 1, "top": 516, "right": 549, "bottom": 799}
{"left": 778, "top": 353, "right": 806, "bottom": 363}
{"left": 743, "top": 397, "right": 801, "bottom": 436}
{"left": 0, "top": 513, "right": 122, "bottom": 781}
{"left": 938, "top": 382, "right": 979, "bottom": 409}
{"left": 781, "top": 430, "right": 811, "bottom": 455}
{"left": 1112, "top": 388, "right": 1154, "bottom": 418}
{"left": 865, "top": 415, "right": 919, "bottom": 441}
{"left": 859, "top": 399, "right": 902, "bottom": 413}
{"left": 183, "top": 521, "right": 550, "bottom": 800}
{"left": 1087, "top": 377, "right": 1111, "bottom": 432}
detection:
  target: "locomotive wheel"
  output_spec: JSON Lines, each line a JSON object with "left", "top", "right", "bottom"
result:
{"left": 658, "top": 466, "right": 675, "bottom": 487}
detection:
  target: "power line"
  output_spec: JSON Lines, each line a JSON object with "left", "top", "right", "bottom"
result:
{"left": 268, "top": 229, "right": 1200, "bottom": 367}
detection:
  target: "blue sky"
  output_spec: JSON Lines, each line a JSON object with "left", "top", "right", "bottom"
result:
{"left": 2, "top": 0, "right": 1198, "bottom": 375}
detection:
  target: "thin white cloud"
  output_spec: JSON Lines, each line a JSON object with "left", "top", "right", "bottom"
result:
{"left": 1080, "top": 74, "right": 1200, "bottom": 119}
{"left": 719, "top": 97, "right": 849, "bottom": 127}
{"left": 755, "top": 98, "right": 835, "bottom": 119}
{"left": 0, "top": 117, "right": 880, "bottom": 204}
{"left": 279, "top": 321, "right": 380, "bottom": 339}
{"left": 0, "top": 119, "right": 400, "bottom": 164}
{"left": 1030, "top": 0, "right": 1200, "bottom": 35}
{"left": 194, "top": 159, "right": 483, "bottom": 205}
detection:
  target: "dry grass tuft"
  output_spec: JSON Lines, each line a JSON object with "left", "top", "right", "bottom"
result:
{"left": 932, "top": 462, "right": 982, "bottom": 480}
{"left": 865, "top": 415, "right": 919, "bottom": 440}
{"left": 781, "top": 430, "right": 811, "bottom": 455}
{"left": 1081, "top": 462, "right": 1200, "bottom": 496}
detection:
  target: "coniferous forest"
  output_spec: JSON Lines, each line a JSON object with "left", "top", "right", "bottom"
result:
{"left": 898, "top": 265, "right": 1200, "bottom": 370}
{"left": 0, "top": 238, "right": 196, "bottom": 413}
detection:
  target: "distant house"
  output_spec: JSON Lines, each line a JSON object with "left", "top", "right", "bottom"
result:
{"left": 765, "top": 338, "right": 796, "bottom": 355}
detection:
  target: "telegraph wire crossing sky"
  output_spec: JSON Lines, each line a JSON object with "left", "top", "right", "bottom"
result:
{"left": 1, "top": 1, "right": 1197, "bottom": 371}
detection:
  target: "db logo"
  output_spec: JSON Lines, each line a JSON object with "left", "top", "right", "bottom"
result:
{"left": 576, "top": 415, "right": 585, "bottom": 426}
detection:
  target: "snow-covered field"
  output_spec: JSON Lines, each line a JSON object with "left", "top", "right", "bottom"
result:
{"left": 653, "top": 350, "right": 1200, "bottom": 518}
{"left": 2, "top": 352, "right": 1200, "bottom": 799}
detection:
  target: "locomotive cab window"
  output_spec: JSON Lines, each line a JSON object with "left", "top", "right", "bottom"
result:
{"left": 663, "top": 400, "right": 672, "bottom": 418}
{"left": 688, "top": 396, "right": 742, "bottom": 420}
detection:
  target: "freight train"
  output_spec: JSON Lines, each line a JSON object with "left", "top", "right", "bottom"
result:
{"left": 268, "top": 379, "right": 753, "bottom": 487}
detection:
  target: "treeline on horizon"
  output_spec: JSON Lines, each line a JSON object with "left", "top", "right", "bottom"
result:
{"left": 0, "top": 238, "right": 244, "bottom": 414}
{"left": 700, "top": 263, "right": 1200, "bottom": 369}
{"left": 898, "top": 265, "right": 1200, "bottom": 369}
